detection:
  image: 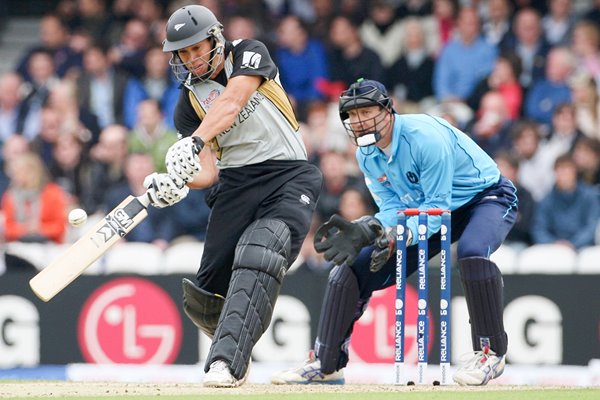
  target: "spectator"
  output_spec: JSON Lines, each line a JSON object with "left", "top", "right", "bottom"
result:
{"left": 433, "top": 6, "right": 497, "bottom": 102}
{"left": 128, "top": 99, "right": 177, "bottom": 172}
{"left": 71, "top": 0, "right": 111, "bottom": 45}
{"left": 466, "top": 91, "right": 514, "bottom": 157}
{"left": 104, "top": 152, "right": 175, "bottom": 249}
{"left": 102, "top": 0, "right": 135, "bottom": 46}
{"left": 0, "top": 73, "right": 23, "bottom": 142}
{"left": 359, "top": 0, "right": 404, "bottom": 69}
{"left": 15, "top": 14, "right": 81, "bottom": 82}
{"left": 427, "top": 0, "right": 458, "bottom": 53}
{"left": 481, "top": 0, "right": 513, "bottom": 46}
{"left": 338, "top": 186, "right": 375, "bottom": 222}
{"left": 30, "top": 106, "right": 62, "bottom": 165}
{"left": 315, "top": 150, "right": 360, "bottom": 221}
{"left": 122, "top": 46, "right": 179, "bottom": 129}
{"left": 542, "top": 104, "right": 583, "bottom": 163}
{"left": 17, "top": 51, "right": 60, "bottom": 140}
{"left": 107, "top": 18, "right": 150, "bottom": 78}
{"left": 524, "top": 47, "right": 574, "bottom": 126}
{"left": 323, "top": 15, "right": 384, "bottom": 97}
{"left": 275, "top": 15, "right": 329, "bottom": 121}
{"left": 511, "top": 121, "right": 553, "bottom": 201}
{"left": 532, "top": 154, "right": 600, "bottom": 249}
{"left": 386, "top": 17, "right": 435, "bottom": 106}
{"left": 1, "top": 152, "right": 68, "bottom": 244}
{"left": 569, "top": 73, "right": 600, "bottom": 141}
{"left": 572, "top": 137, "right": 600, "bottom": 188}
{"left": 90, "top": 124, "right": 129, "bottom": 192}
{"left": 76, "top": 44, "right": 129, "bottom": 129}
{"left": 542, "top": 0, "right": 576, "bottom": 47}
{"left": 500, "top": 8, "right": 550, "bottom": 90}
{"left": 48, "top": 130, "right": 106, "bottom": 214}
{"left": 494, "top": 151, "right": 535, "bottom": 246}
{"left": 467, "top": 52, "right": 523, "bottom": 119}
{"left": 571, "top": 21, "right": 600, "bottom": 87}
{"left": 0, "top": 135, "right": 30, "bottom": 199}
{"left": 48, "top": 80, "right": 100, "bottom": 145}
{"left": 131, "top": 0, "right": 164, "bottom": 38}
{"left": 397, "top": 0, "right": 432, "bottom": 18}
{"left": 307, "top": 0, "right": 336, "bottom": 42}
{"left": 584, "top": 0, "right": 600, "bottom": 26}
{"left": 301, "top": 101, "right": 348, "bottom": 159}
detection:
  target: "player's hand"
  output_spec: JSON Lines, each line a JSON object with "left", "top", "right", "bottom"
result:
{"left": 313, "top": 214, "right": 379, "bottom": 266}
{"left": 144, "top": 172, "right": 190, "bottom": 208}
{"left": 165, "top": 136, "right": 204, "bottom": 186}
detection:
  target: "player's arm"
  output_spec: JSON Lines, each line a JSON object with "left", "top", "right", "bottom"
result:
{"left": 187, "top": 146, "right": 219, "bottom": 189}
{"left": 190, "top": 39, "right": 276, "bottom": 143}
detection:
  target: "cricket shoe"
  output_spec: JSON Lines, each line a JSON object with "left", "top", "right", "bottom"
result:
{"left": 203, "top": 359, "right": 251, "bottom": 387}
{"left": 453, "top": 347, "right": 505, "bottom": 386}
{"left": 271, "top": 351, "right": 345, "bottom": 385}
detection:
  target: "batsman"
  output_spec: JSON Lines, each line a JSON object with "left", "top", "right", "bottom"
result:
{"left": 144, "top": 5, "right": 322, "bottom": 387}
{"left": 272, "top": 79, "right": 518, "bottom": 386}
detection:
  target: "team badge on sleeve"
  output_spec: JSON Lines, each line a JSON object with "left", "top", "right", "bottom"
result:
{"left": 241, "top": 51, "right": 261, "bottom": 69}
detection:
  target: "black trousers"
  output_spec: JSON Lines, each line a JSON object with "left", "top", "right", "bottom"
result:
{"left": 196, "top": 160, "right": 323, "bottom": 295}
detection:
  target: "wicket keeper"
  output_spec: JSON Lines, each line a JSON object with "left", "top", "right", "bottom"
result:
{"left": 273, "top": 79, "right": 517, "bottom": 386}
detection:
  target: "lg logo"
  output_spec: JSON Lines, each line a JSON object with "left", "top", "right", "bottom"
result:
{"left": 78, "top": 278, "right": 182, "bottom": 364}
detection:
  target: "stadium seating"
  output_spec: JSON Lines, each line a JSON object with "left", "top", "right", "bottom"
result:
{"left": 516, "top": 244, "right": 577, "bottom": 274}
{"left": 162, "top": 241, "right": 203, "bottom": 274}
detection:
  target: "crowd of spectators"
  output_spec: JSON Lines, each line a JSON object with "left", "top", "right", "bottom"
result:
{"left": 1, "top": 0, "right": 600, "bottom": 274}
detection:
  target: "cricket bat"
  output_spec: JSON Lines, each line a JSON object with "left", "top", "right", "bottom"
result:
{"left": 29, "top": 193, "right": 152, "bottom": 302}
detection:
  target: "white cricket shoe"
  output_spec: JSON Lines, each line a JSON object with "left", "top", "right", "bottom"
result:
{"left": 203, "top": 359, "right": 250, "bottom": 388}
{"left": 453, "top": 347, "right": 506, "bottom": 386}
{"left": 271, "top": 351, "right": 345, "bottom": 385}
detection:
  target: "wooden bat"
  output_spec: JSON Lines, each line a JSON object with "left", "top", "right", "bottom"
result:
{"left": 29, "top": 193, "right": 152, "bottom": 302}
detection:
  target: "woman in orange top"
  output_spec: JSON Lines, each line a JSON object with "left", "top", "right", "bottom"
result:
{"left": 2, "top": 152, "right": 68, "bottom": 243}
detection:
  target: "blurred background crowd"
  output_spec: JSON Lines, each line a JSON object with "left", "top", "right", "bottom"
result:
{"left": 1, "top": 0, "right": 600, "bottom": 275}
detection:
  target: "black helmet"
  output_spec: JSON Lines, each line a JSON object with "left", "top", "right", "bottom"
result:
{"left": 339, "top": 79, "right": 393, "bottom": 121}
{"left": 163, "top": 5, "right": 226, "bottom": 83}
{"left": 339, "top": 79, "right": 395, "bottom": 147}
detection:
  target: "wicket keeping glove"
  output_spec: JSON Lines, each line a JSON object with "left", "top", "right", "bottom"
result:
{"left": 165, "top": 136, "right": 204, "bottom": 187}
{"left": 369, "top": 225, "right": 413, "bottom": 272}
{"left": 314, "top": 214, "right": 382, "bottom": 266}
{"left": 144, "top": 172, "right": 189, "bottom": 208}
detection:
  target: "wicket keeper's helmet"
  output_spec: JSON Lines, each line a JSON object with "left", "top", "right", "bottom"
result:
{"left": 339, "top": 79, "right": 395, "bottom": 147}
{"left": 163, "top": 5, "right": 225, "bottom": 83}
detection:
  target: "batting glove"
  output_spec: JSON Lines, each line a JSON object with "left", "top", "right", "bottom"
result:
{"left": 144, "top": 172, "right": 190, "bottom": 208}
{"left": 165, "top": 136, "right": 204, "bottom": 186}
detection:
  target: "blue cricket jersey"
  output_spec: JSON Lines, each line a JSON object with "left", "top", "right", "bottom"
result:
{"left": 357, "top": 114, "right": 500, "bottom": 240}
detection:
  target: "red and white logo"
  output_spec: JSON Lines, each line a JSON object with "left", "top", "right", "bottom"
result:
{"left": 350, "top": 285, "right": 434, "bottom": 363}
{"left": 78, "top": 278, "right": 182, "bottom": 364}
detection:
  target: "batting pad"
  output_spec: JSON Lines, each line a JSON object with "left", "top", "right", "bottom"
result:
{"left": 315, "top": 264, "right": 362, "bottom": 374}
{"left": 205, "top": 219, "right": 291, "bottom": 380}
{"left": 182, "top": 278, "right": 224, "bottom": 338}
{"left": 458, "top": 257, "right": 508, "bottom": 355}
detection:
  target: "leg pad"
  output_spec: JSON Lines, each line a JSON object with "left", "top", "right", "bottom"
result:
{"left": 315, "top": 265, "right": 364, "bottom": 374}
{"left": 458, "top": 257, "right": 508, "bottom": 355}
{"left": 206, "top": 219, "right": 291, "bottom": 379}
{"left": 182, "top": 278, "right": 224, "bottom": 338}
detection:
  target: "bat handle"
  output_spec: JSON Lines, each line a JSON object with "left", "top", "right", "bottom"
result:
{"left": 137, "top": 191, "right": 152, "bottom": 208}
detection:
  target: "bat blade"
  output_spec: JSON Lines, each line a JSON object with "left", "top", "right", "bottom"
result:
{"left": 29, "top": 194, "right": 151, "bottom": 302}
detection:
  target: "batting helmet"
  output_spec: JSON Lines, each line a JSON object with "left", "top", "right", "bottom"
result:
{"left": 163, "top": 5, "right": 225, "bottom": 83}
